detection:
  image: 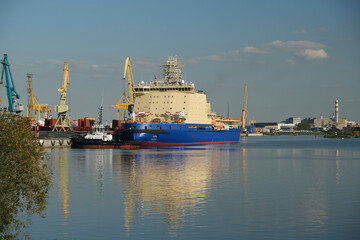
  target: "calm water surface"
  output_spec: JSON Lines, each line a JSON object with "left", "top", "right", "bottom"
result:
{"left": 28, "top": 135, "right": 360, "bottom": 239}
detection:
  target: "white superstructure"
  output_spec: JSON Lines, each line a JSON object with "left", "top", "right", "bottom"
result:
{"left": 84, "top": 124, "right": 113, "bottom": 141}
{"left": 133, "top": 56, "right": 213, "bottom": 124}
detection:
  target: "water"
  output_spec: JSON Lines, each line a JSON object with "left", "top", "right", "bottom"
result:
{"left": 27, "top": 135, "right": 360, "bottom": 239}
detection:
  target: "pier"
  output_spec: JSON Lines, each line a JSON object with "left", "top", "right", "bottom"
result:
{"left": 38, "top": 138, "right": 72, "bottom": 147}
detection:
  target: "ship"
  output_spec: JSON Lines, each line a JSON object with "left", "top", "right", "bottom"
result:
{"left": 71, "top": 124, "right": 141, "bottom": 149}
{"left": 118, "top": 56, "right": 241, "bottom": 146}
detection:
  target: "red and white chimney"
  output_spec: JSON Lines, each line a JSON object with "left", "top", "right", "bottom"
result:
{"left": 335, "top": 100, "right": 339, "bottom": 123}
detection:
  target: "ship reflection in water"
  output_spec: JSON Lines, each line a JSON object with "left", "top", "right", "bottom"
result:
{"left": 29, "top": 136, "right": 360, "bottom": 240}
{"left": 117, "top": 147, "right": 230, "bottom": 237}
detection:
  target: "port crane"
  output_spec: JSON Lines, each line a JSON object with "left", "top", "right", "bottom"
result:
{"left": 0, "top": 54, "right": 24, "bottom": 114}
{"left": 53, "top": 62, "right": 72, "bottom": 131}
{"left": 110, "top": 56, "right": 135, "bottom": 121}
{"left": 26, "top": 73, "right": 51, "bottom": 122}
{"left": 241, "top": 83, "right": 248, "bottom": 132}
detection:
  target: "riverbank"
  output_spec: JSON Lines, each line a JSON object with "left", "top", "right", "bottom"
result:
{"left": 324, "top": 133, "right": 360, "bottom": 139}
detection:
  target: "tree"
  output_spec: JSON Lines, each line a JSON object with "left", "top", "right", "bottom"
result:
{"left": 295, "top": 123, "right": 311, "bottom": 131}
{"left": 0, "top": 112, "right": 51, "bottom": 239}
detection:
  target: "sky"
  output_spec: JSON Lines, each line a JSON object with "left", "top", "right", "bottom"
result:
{"left": 1, "top": 0, "right": 359, "bottom": 123}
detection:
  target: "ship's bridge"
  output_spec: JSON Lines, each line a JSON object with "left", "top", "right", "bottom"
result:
{"left": 132, "top": 56, "right": 212, "bottom": 124}
{"left": 134, "top": 82, "right": 195, "bottom": 96}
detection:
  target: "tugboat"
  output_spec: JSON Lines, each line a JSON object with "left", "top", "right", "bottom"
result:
{"left": 71, "top": 107, "right": 141, "bottom": 149}
{"left": 71, "top": 124, "right": 141, "bottom": 149}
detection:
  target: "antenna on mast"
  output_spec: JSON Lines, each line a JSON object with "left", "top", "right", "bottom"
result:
{"left": 98, "top": 88, "right": 104, "bottom": 124}
{"left": 241, "top": 83, "right": 248, "bottom": 132}
{"left": 227, "top": 101, "right": 229, "bottom": 119}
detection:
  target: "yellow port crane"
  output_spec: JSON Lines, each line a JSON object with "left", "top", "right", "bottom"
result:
{"left": 26, "top": 74, "right": 51, "bottom": 121}
{"left": 241, "top": 83, "right": 248, "bottom": 131}
{"left": 110, "top": 56, "right": 135, "bottom": 121}
{"left": 53, "top": 62, "right": 72, "bottom": 131}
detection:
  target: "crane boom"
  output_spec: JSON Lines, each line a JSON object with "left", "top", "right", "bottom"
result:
{"left": 0, "top": 54, "right": 23, "bottom": 114}
{"left": 27, "top": 74, "right": 35, "bottom": 117}
{"left": 123, "top": 56, "right": 135, "bottom": 104}
{"left": 53, "top": 62, "right": 71, "bottom": 131}
{"left": 27, "top": 74, "right": 51, "bottom": 122}
{"left": 110, "top": 57, "right": 135, "bottom": 121}
{"left": 58, "top": 62, "right": 70, "bottom": 97}
{"left": 241, "top": 83, "right": 248, "bottom": 130}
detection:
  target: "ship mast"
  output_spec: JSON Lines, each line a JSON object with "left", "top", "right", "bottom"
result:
{"left": 162, "top": 56, "right": 184, "bottom": 85}
{"left": 241, "top": 83, "right": 248, "bottom": 132}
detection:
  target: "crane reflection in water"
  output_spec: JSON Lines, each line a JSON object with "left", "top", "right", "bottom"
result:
{"left": 54, "top": 148, "right": 70, "bottom": 238}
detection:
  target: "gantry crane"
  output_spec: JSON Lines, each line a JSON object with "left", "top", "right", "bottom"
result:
{"left": 1, "top": 54, "right": 23, "bottom": 114}
{"left": 53, "top": 62, "right": 72, "bottom": 131}
{"left": 26, "top": 74, "right": 51, "bottom": 122}
{"left": 110, "top": 56, "right": 135, "bottom": 121}
{"left": 241, "top": 83, "right": 248, "bottom": 132}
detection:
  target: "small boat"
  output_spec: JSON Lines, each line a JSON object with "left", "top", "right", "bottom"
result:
{"left": 71, "top": 124, "right": 141, "bottom": 149}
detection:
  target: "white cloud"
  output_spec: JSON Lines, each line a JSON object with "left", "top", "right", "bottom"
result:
{"left": 12, "top": 62, "right": 35, "bottom": 68}
{"left": 68, "top": 59, "right": 86, "bottom": 67}
{"left": 135, "top": 59, "right": 160, "bottom": 68}
{"left": 236, "top": 40, "right": 329, "bottom": 62}
{"left": 243, "top": 46, "right": 267, "bottom": 54}
{"left": 225, "top": 50, "right": 243, "bottom": 61}
{"left": 269, "top": 40, "right": 325, "bottom": 50}
{"left": 46, "top": 59, "right": 63, "bottom": 65}
{"left": 91, "top": 64, "right": 100, "bottom": 70}
{"left": 270, "top": 40, "right": 283, "bottom": 47}
{"left": 228, "top": 49, "right": 241, "bottom": 55}
{"left": 133, "top": 59, "right": 162, "bottom": 73}
{"left": 197, "top": 55, "right": 225, "bottom": 61}
{"left": 288, "top": 59, "right": 296, "bottom": 64}
{"left": 67, "top": 60, "right": 121, "bottom": 72}
{"left": 26, "top": 59, "right": 122, "bottom": 73}
{"left": 296, "top": 49, "right": 329, "bottom": 60}
{"left": 181, "top": 58, "right": 199, "bottom": 66}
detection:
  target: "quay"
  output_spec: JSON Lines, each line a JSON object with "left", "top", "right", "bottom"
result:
{"left": 37, "top": 130, "right": 74, "bottom": 148}
{"left": 38, "top": 138, "right": 72, "bottom": 147}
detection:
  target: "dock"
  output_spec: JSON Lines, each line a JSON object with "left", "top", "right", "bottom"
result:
{"left": 37, "top": 130, "right": 75, "bottom": 148}
{"left": 38, "top": 138, "right": 72, "bottom": 147}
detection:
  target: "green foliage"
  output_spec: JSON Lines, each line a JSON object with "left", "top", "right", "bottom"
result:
{"left": 295, "top": 123, "right": 311, "bottom": 130}
{"left": 324, "top": 131, "right": 360, "bottom": 139}
{"left": 0, "top": 112, "right": 51, "bottom": 239}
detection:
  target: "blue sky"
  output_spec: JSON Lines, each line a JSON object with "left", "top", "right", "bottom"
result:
{"left": 1, "top": 0, "right": 359, "bottom": 123}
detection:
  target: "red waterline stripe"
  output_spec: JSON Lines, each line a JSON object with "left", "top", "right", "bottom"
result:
{"left": 141, "top": 140, "right": 239, "bottom": 147}
{"left": 73, "top": 144, "right": 141, "bottom": 149}
{"left": 73, "top": 145, "right": 115, "bottom": 149}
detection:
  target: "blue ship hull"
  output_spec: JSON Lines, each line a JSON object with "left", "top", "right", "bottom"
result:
{"left": 120, "top": 123, "right": 240, "bottom": 146}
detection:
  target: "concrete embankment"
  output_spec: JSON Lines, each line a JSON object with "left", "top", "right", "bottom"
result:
{"left": 37, "top": 131, "right": 77, "bottom": 148}
{"left": 38, "top": 138, "right": 72, "bottom": 147}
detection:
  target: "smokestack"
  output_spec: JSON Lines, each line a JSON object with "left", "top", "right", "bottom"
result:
{"left": 335, "top": 100, "right": 339, "bottom": 123}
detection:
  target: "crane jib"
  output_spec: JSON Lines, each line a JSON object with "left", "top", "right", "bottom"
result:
{"left": 1, "top": 54, "right": 22, "bottom": 113}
